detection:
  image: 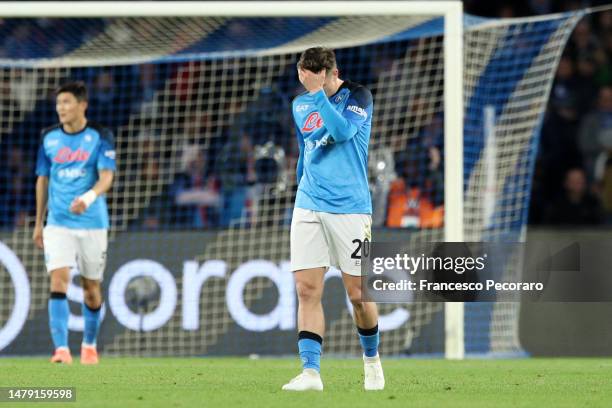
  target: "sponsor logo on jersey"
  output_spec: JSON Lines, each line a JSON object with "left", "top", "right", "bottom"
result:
{"left": 53, "top": 147, "right": 90, "bottom": 163}
{"left": 316, "top": 134, "right": 333, "bottom": 148}
{"left": 301, "top": 112, "right": 324, "bottom": 132}
{"left": 104, "top": 150, "right": 116, "bottom": 160}
{"left": 46, "top": 139, "right": 59, "bottom": 147}
{"left": 295, "top": 104, "right": 310, "bottom": 112}
{"left": 305, "top": 135, "right": 334, "bottom": 152}
{"left": 346, "top": 105, "right": 367, "bottom": 118}
{"left": 58, "top": 168, "right": 87, "bottom": 179}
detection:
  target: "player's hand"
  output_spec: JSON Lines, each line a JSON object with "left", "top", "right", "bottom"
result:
{"left": 70, "top": 190, "right": 97, "bottom": 215}
{"left": 298, "top": 68, "right": 325, "bottom": 93}
{"left": 70, "top": 198, "right": 87, "bottom": 214}
{"left": 32, "top": 225, "right": 43, "bottom": 249}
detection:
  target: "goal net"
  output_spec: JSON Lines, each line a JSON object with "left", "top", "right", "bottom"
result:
{"left": 0, "top": 4, "right": 584, "bottom": 356}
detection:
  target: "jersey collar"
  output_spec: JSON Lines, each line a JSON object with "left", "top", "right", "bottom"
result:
{"left": 61, "top": 121, "right": 88, "bottom": 136}
{"left": 328, "top": 80, "right": 350, "bottom": 100}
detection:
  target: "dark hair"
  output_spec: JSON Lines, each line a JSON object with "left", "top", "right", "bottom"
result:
{"left": 56, "top": 81, "right": 88, "bottom": 102}
{"left": 297, "top": 47, "right": 336, "bottom": 73}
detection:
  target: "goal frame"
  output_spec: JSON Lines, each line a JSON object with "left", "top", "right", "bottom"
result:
{"left": 1, "top": 1, "right": 465, "bottom": 359}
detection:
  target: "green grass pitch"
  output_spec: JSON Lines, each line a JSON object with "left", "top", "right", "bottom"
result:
{"left": 1, "top": 357, "right": 610, "bottom": 407}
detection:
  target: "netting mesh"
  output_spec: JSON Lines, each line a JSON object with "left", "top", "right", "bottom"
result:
{"left": 0, "top": 12, "right": 582, "bottom": 356}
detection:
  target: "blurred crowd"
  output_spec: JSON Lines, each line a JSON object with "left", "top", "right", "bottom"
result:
{"left": 467, "top": 2, "right": 612, "bottom": 226}
{"left": 1, "top": 1, "right": 612, "bottom": 231}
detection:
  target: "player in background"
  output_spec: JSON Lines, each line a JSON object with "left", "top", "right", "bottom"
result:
{"left": 33, "top": 81, "right": 116, "bottom": 365}
{"left": 282, "top": 47, "right": 384, "bottom": 391}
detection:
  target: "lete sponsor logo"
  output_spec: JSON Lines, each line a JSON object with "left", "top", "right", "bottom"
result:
{"left": 0, "top": 248, "right": 410, "bottom": 350}
{"left": 301, "top": 112, "right": 324, "bottom": 132}
{"left": 53, "top": 147, "right": 90, "bottom": 163}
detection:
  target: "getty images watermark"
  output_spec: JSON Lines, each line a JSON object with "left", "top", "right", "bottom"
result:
{"left": 370, "top": 251, "right": 543, "bottom": 292}
{"left": 360, "top": 241, "right": 612, "bottom": 302}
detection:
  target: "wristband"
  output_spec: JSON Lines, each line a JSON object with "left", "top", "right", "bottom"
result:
{"left": 79, "top": 190, "right": 98, "bottom": 208}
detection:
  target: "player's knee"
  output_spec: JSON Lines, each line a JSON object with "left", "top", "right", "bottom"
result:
{"left": 49, "top": 270, "right": 69, "bottom": 293}
{"left": 295, "top": 280, "right": 322, "bottom": 304}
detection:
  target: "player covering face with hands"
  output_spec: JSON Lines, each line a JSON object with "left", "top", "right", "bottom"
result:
{"left": 283, "top": 47, "right": 384, "bottom": 391}
{"left": 33, "top": 81, "right": 116, "bottom": 365}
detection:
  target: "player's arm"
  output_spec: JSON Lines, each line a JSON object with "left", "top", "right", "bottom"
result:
{"left": 33, "top": 140, "right": 51, "bottom": 249}
{"left": 70, "top": 170, "right": 114, "bottom": 215}
{"left": 33, "top": 176, "right": 48, "bottom": 249}
{"left": 311, "top": 86, "right": 372, "bottom": 143}
{"left": 91, "top": 170, "right": 114, "bottom": 197}
{"left": 71, "top": 130, "right": 116, "bottom": 215}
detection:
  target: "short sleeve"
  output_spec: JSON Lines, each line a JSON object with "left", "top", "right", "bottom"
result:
{"left": 97, "top": 129, "right": 117, "bottom": 171}
{"left": 35, "top": 142, "right": 51, "bottom": 177}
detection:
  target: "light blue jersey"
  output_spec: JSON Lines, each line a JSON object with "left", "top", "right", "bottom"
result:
{"left": 293, "top": 80, "right": 373, "bottom": 214}
{"left": 36, "top": 123, "right": 116, "bottom": 229}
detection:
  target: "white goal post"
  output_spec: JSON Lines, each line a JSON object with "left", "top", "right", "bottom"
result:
{"left": 1, "top": 1, "right": 464, "bottom": 358}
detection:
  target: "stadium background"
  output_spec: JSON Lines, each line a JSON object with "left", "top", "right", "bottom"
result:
{"left": 1, "top": 0, "right": 612, "bottom": 358}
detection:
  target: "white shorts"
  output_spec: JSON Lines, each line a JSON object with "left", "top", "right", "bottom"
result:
{"left": 43, "top": 225, "right": 108, "bottom": 281}
{"left": 290, "top": 207, "right": 372, "bottom": 276}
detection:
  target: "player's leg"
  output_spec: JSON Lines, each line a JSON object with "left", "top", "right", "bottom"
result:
{"left": 296, "top": 267, "right": 325, "bottom": 365}
{"left": 342, "top": 273, "right": 384, "bottom": 390}
{"left": 77, "top": 229, "right": 107, "bottom": 364}
{"left": 283, "top": 267, "right": 326, "bottom": 391}
{"left": 44, "top": 226, "right": 76, "bottom": 364}
{"left": 48, "top": 267, "right": 72, "bottom": 363}
{"left": 324, "top": 212, "right": 385, "bottom": 390}
{"left": 283, "top": 208, "right": 328, "bottom": 391}
{"left": 80, "top": 277, "right": 102, "bottom": 364}
{"left": 342, "top": 272, "right": 380, "bottom": 353}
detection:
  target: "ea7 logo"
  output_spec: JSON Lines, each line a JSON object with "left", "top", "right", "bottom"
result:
{"left": 104, "top": 150, "right": 116, "bottom": 160}
{"left": 346, "top": 105, "right": 367, "bottom": 118}
{"left": 302, "top": 112, "right": 324, "bottom": 132}
{"left": 295, "top": 104, "right": 309, "bottom": 112}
